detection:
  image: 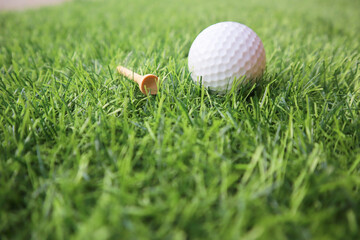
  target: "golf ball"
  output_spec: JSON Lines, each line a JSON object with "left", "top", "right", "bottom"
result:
{"left": 188, "top": 22, "right": 266, "bottom": 93}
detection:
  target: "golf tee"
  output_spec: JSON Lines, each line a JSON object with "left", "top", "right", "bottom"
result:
{"left": 117, "top": 65, "right": 159, "bottom": 95}
{"left": 117, "top": 66, "right": 143, "bottom": 85}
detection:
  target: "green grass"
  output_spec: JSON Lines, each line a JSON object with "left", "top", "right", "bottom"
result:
{"left": 1, "top": 0, "right": 360, "bottom": 239}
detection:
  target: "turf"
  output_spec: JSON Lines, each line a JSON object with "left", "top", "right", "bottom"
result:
{"left": 1, "top": 0, "right": 360, "bottom": 239}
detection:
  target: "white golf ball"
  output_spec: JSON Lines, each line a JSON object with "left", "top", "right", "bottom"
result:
{"left": 188, "top": 22, "right": 266, "bottom": 93}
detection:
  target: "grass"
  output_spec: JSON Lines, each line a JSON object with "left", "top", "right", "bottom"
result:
{"left": 0, "top": 0, "right": 360, "bottom": 239}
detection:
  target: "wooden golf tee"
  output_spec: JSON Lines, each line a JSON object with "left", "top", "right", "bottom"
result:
{"left": 117, "top": 66, "right": 158, "bottom": 95}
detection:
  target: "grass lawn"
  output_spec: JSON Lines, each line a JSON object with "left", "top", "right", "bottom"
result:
{"left": 1, "top": 0, "right": 360, "bottom": 239}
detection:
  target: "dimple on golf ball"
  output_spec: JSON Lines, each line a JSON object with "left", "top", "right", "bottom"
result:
{"left": 188, "top": 22, "right": 266, "bottom": 93}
